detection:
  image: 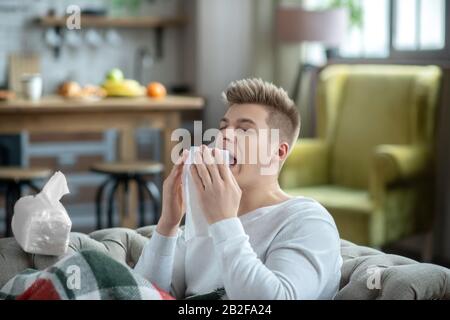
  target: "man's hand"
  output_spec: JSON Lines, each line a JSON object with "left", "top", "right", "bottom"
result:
{"left": 157, "top": 149, "right": 189, "bottom": 237}
{"left": 191, "top": 145, "right": 242, "bottom": 225}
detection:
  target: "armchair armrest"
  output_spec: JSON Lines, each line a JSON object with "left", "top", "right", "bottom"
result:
{"left": 370, "top": 144, "right": 432, "bottom": 200}
{"left": 279, "top": 139, "right": 329, "bottom": 189}
{"left": 373, "top": 144, "right": 432, "bottom": 183}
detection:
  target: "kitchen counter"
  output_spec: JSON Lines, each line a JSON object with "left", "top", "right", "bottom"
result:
{"left": 0, "top": 94, "right": 205, "bottom": 228}
{"left": 0, "top": 95, "right": 204, "bottom": 113}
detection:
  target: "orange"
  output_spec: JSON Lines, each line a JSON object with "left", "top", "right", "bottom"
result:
{"left": 147, "top": 82, "right": 167, "bottom": 99}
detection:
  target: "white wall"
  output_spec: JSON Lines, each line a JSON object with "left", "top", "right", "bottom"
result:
{"left": 193, "top": 0, "right": 255, "bottom": 129}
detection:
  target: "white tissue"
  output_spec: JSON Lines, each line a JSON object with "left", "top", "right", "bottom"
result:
{"left": 183, "top": 147, "right": 231, "bottom": 241}
{"left": 12, "top": 171, "right": 72, "bottom": 256}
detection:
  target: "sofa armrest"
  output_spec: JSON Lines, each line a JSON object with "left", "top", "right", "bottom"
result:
{"left": 379, "top": 264, "right": 450, "bottom": 300}
{"left": 279, "top": 139, "right": 329, "bottom": 189}
{"left": 337, "top": 239, "right": 450, "bottom": 300}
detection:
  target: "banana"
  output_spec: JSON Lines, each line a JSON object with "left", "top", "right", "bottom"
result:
{"left": 102, "top": 79, "right": 146, "bottom": 97}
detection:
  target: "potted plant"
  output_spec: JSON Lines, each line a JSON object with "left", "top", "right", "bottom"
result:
{"left": 328, "top": 0, "right": 363, "bottom": 28}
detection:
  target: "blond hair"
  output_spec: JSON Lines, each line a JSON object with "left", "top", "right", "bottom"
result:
{"left": 222, "top": 78, "right": 301, "bottom": 149}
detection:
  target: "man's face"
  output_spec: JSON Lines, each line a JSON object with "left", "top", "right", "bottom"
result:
{"left": 216, "top": 104, "right": 281, "bottom": 188}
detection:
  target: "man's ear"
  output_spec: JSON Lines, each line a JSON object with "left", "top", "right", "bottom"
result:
{"left": 278, "top": 142, "right": 290, "bottom": 162}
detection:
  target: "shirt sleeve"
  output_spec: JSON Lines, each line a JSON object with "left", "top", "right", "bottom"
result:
{"left": 134, "top": 229, "right": 187, "bottom": 298}
{"left": 209, "top": 216, "right": 342, "bottom": 300}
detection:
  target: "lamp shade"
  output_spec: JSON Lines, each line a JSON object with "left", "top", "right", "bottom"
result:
{"left": 276, "top": 6, "right": 349, "bottom": 47}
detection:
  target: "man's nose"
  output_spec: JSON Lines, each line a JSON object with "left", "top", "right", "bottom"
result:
{"left": 218, "top": 128, "right": 236, "bottom": 147}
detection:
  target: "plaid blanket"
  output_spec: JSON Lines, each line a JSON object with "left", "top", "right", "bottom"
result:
{"left": 0, "top": 250, "right": 174, "bottom": 300}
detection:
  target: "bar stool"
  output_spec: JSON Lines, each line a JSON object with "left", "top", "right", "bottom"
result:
{"left": 0, "top": 167, "right": 52, "bottom": 237}
{"left": 91, "top": 161, "right": 163, "bottom": 229}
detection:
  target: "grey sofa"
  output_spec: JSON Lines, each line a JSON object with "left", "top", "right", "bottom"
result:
{"left": 0, "top": 226, "right": 449, "bottom": 300}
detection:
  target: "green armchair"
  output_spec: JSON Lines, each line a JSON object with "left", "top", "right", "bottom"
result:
{"left": 280, "top": 65, "right": 442, "bottom": 247}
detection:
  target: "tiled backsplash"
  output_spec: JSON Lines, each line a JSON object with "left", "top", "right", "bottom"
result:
{"left": 0, "top": 0, "right": 186, "bottom": 94}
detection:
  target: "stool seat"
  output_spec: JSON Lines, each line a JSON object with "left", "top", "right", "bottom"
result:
{"left": 0, "top": 166, "right": 52, "bottom": 237}
{"left": 91, "top": 161, "right": 164, "bottom": 176}
{"left": 0, "top": 167, "right": 52, "bottom": 181}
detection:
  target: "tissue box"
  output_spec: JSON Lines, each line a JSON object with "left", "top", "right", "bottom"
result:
{"left": 11, "top": 171, "right": 72, "bottom": 256}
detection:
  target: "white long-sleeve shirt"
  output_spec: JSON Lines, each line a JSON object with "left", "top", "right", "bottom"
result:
{"left": 134, "top": 197, "right": 343, "bottom": 300}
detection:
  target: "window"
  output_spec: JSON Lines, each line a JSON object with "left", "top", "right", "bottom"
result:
{"left": 303, "top": 0, "right": 448, "bottom": 59}
{"left": 394, "top": 0, "right": 446, "bottom": 51}
{"left": 339, "top": 0, "right": 390, "bottom": 58}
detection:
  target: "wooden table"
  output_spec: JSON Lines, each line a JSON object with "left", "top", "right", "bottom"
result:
{"left": 0, "top": 95, "right": 204, "bottom": 227}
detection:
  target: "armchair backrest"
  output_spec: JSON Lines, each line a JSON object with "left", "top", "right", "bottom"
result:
{"left": 316, "top": 65, "right": 441, "bottom": 189}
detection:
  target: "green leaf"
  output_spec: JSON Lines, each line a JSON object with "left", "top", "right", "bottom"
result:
{"left": 327, "top": 0, "right": 364, "bottom": 28}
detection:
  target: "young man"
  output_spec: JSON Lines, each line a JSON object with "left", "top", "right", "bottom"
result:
{"left": 135, "top": 79, "right": 342, "bottom": 300}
